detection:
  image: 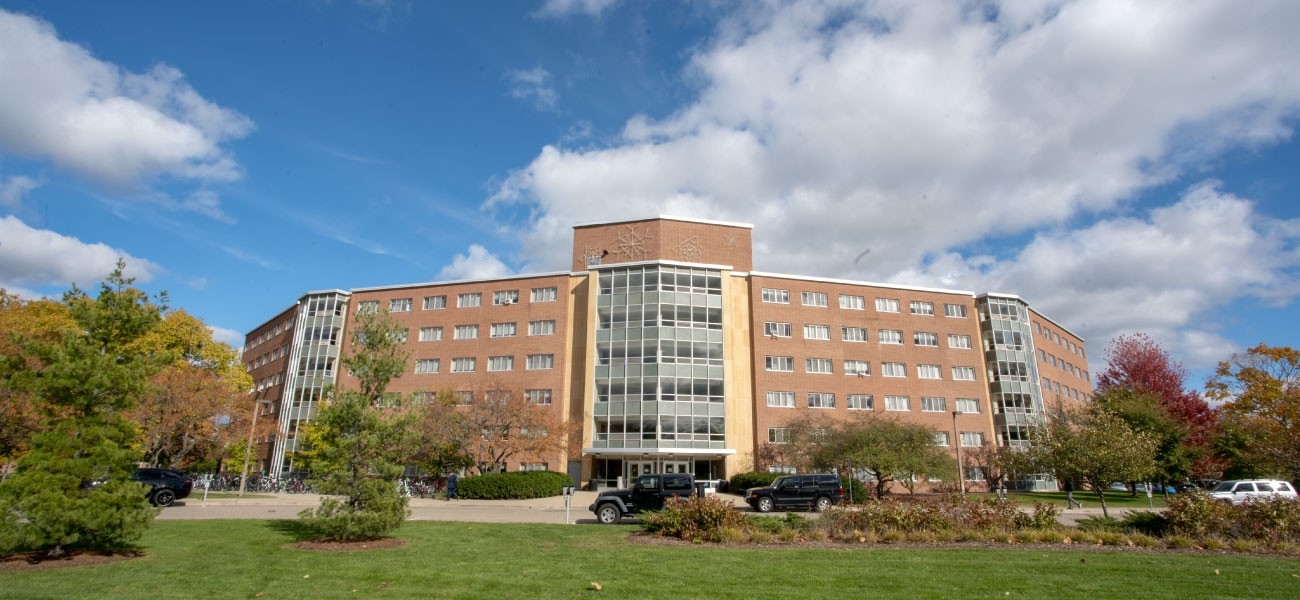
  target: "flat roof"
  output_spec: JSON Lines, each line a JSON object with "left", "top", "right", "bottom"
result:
{"left": 750, "top": 271, "right": 976, "bottom": 297}
{"left": 573, "top": 214, "right": 754, "bottom": 230}
{"left": 350, "top": 271, "right": 571, "bottom": 294}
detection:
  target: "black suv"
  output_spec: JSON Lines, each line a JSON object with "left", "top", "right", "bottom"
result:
{"left": 746, "top": 474, "right": 843, "bottom": 513}
{"left": 134, "top": 468, "right": 193, "bottom": 507}
{"left": 590, "top": 473, "right": 697, "bottom": 524}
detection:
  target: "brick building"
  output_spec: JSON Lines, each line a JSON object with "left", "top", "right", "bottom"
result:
{"left": 242, "top": 216, "right": 1090, "bottom": 489}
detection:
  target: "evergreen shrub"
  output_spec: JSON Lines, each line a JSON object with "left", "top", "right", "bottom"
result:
{"left": 727, "top": 471, "right": 778, "bottom": 494}
{"left": 456, "top": 471, "right": 572, "bottom": 500}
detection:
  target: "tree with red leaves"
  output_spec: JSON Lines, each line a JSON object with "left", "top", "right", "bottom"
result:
{"left": 1095, "top": 333, "right": 1220, "bottom": 479}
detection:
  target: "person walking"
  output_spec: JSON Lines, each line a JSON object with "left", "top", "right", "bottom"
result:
{"left": 446, "top": 472, "right": 459, "bottom": 501}
{"left": 1063, "top": 480, "right": 1081, "bottom": 509}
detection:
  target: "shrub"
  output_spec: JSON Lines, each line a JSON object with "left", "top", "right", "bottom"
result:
{"left": 1164, "top": 493, "right": 1234, "bottom": 539}
{"left": 841, "top": 477, "right": 869, "bottom": 503}
{"left": 641, "top": 496, "right": 751, "bottom": 543}
{"left": 456, "top": 471, "right": 572, "bottom": 500}
{"left": 1075, "top": 516, "right": 1127, "bottom": 533}
{"left": 1237, "top": 497, "right": 1300, "bottom": 544}
{"left": 1121, "top": 511, "right": 1169, "bottom": 536}
{"left": 728, "top": 472, "right": 779, "bottom": 494}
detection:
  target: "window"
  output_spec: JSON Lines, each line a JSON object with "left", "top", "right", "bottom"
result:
{"left": 910, "top": 301, "right": 934, "bottom": 316}
{"left": 531, "top": 287, "right": 557, "bottom": 302}
{"left": 803, "top": 324, "right": 831, "bottom": 340}
{"left": 882, "top": 362, "right": 906, "bottom": 377}
{"left": 766, "top": 391, "right": 795, "bottom": 408}
{"left": 357, "top": 300, "right": 379, "bottom": 314}
{"left": 933, "top": 431, "right": 951, "bottom": 446}
{"left": 520, "top": 462, "right": 549, "bottom": 472}
{"left": 526, "top": 354, "right": 555, "bottom": 370}
{"left": 917, "top": 364, "right": 942, "bottom": 379}
{"left": 528, "top": 320, "right": 556, "bottom": 336}
{"left": 921, "top": 396, "right": 947, "bottom": 412}
{"left": 493, "top": 290, "right": 519, "bottom": 305}
{"left": 875, "top": 298, "right": 900, "bottom": 312}
{"left": 952, "top": 366, "right": 977, "bottom": 381}
{"left": 807, "top": 392, "right": 835, "bottom": 408}
{"left": 414, "top": 359, "right": 440, "bottom": 374}
{"left": 878, "top": 329, "right": 903, "bottom": 344}
{"left": 454, "top": 390, "right": 472, "bottom": 405}
{"left": 525, "top": 389, "right": 553, "bottom": 405}
{"left": 451, "top": 358, "right": 475, "bottom": 373}
{"left": 842, "top": 327, "right": 868, "bottom": 342}
{"left": 801, "top": 291, "right": 828, "bottom": 307}
{"left": 768, "top": 428, "right": 791, "bottom": 444}
{"left": 393, "top": 329, "right": 409, "bottom": 343}
{"left": 948, "top": 334, "right": 971, "bottom": 349}
{"left": 489, "top": 322, "right": 517, "bottom": 338}
{"left": 457, "top": 293, "right": 481, "bottom": 308}
{"left": 389, "top": 298, "right": 412, "bottom": 312}
{"left": 844, "top": 360, "right": 871, "bottom": 376}
{"left": 423, "top": 295, "right": 447, "bottom": 310}
{"left": 956, "top": 398, "right": 980, "bottom": 413}
{"left": 885, "top": 396, "right": 910, "bottom": 411}
{"left": 944, "top": 303, "right": 968, "bottom": 318}
{"left": 765, "top": 356, "right": 794, "bottom": 372}
{"left": 761, "top": 288, "right": 790, "bottom": 304}
{"left": 487, "top": 356, "right": 514, "bottom": 371}
{"left": 914, "top": 332, "right": 938, "bottom": 346}
{"left": 847, "top": 394, "right": 873, "bottom": 410}
{"left": 960, "top": 432, "right": 984, "bottom": 447}
{"left": 806, "top": 358, "right": 833, "bottom": 374}
{"left": 418, "top": 327, "right": 443, "bottom": 342}
{"left": 839, "top": 295, "right": 865, "bottom": 310}
{"left": 454, "top": 325, "right": 478, "bottom": 340}
{"left": 764, "top": 322, "right": 793, "bottom": 337}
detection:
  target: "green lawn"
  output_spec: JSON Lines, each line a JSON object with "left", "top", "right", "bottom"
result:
{"left": 4, "top": 520, "right": 1297, "bottom": 599}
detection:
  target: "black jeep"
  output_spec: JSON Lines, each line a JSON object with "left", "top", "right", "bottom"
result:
{"left": 134, "top": 468, "right": 193, "bottom": 507}
{"left": 746, "top": 473, "right": 843, "bottom": 513}
{"left": 589, "top": 473, "right": 696, "bottom": 524}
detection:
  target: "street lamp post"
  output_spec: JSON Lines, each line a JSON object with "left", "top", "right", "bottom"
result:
{"left": 952, "top": 410, "right": 965, "bottom": 498}
{"left": 238, "top": 397, "right": 272, "bottom": 501}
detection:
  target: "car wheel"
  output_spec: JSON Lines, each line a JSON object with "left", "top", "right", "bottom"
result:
{"left": 596, "top": 504, "right": 621, "bottom": 524}
{"left": 814, "top": 496, "right": 832, "bottom": 512}
{"left": 152, "top": 488, "right": 176, "bottom": 507}
{"left": 756, "top": 497, "right": 774, "bottom": 513}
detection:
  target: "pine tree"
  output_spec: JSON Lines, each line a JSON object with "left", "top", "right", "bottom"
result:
{"left": 298, "top": 309, "right": 410, "bottom": 541}
{"left": 0, "top": 262, "right": 164, "bottom": 557}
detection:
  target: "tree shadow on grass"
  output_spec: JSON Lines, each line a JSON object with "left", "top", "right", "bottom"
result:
{"left": 264, "top": 519, "right": 319, "bottom": 543}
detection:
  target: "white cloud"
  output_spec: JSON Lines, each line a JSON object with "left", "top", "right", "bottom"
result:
{"left": 0, "top": 9, "right": 254, "bottom": 188}
{"left": 506, "top": 67, "right": 559, "bottom": 112}
{"left": 535, "top": 0, "right": 620, "bottom": 19}
{"left": 208, "top": 325, "right": 245, "bottom": 348}
{"left": 491, "top": 0, "right": 1300, "bottom": 366}
{"left": 437, "top": 244, "right": 513, "bottom": 281}
{"left": 0, "top": 215, "right": 160, "bottom": 288}
{"left": 892, "top": 181, "right": 1300, "bottom": 369}
{"left": 0, "top": 175, "right": 40, "bottom": 208}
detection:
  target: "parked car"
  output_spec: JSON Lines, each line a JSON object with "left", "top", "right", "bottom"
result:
{"left": 589, "top": 473, "right": 696, "bottom": 524}
{"left": 746, "top": 473, "right": 844, "bottom": 513}
{"left": 134, "top": 468, "right": 194, "bottom": 507}
{"left": 1209, "top": 480, "right": 1298, "bottom": 505}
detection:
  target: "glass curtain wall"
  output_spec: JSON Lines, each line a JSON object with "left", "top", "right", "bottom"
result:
{"left": 591, "top": 266, "right": 727, "bottom": 452}
{"left": 272, "top": 292, "right": 349, "bottom": 475}
{"left": 977, "top": 295, "right": 1051, "bottom": 490}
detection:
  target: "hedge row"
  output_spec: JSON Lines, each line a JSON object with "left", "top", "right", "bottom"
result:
{"left": 455, "top": 471, "right": 573, "bottom": 500}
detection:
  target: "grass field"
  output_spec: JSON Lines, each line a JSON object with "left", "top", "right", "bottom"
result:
{"left": 4, "top": 521, "right": 1299, "bottom": 599}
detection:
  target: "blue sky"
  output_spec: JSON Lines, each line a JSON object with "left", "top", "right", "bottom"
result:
{"left": 1, "top": 1, "right": 1298, "bottom": 384}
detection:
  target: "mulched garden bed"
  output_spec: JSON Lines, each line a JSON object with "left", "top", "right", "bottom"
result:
{"left": 288, "top": 537, "right": 407, "bottom": 552}
{"left": 0, "top": 550, "right": 141, "bottom": 572}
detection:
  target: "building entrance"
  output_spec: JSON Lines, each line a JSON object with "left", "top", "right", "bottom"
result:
{"left": 623, "top": 459, "right": 693, "bottom": 483}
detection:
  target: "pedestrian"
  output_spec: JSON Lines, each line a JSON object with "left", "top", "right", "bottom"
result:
{"left": 1063, "top": 479, "right": 1081, "bottom": 509}
{"left": 446, "top": 472, "right": 458, "bottom": 501}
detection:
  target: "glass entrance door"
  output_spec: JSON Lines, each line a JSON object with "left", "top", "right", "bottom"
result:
{"left": 626, "top": 461, "right": 655, "bottom": 483}
{"left": 661, "top": 461, "right": 692, "bottom": 474}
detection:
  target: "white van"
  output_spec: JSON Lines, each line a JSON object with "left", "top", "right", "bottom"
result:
{"left": 1209, "top": 480, "right": 1298, "bottom": 504}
